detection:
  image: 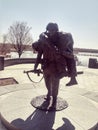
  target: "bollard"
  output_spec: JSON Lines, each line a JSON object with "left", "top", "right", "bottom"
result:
{"left": 0, "top": 56, "right": 4, "bottom": 70}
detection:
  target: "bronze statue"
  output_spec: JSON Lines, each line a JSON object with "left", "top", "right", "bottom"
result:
{"left": 32, "top": 35, "right": 67, "bottom": 110}
{"left": 32, "top": 22, "right": 78, "bottom": 110}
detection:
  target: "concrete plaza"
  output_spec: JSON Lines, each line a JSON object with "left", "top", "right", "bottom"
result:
{"left": 0, "top": 64, "right": 98, "bottom": 130}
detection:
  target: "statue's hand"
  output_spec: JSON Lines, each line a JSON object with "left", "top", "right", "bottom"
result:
{"left": 39, "top": 32, "right": 48, "bottom": 41}
{"left": 33, "top": 68, "right": 38, "bottom": 73}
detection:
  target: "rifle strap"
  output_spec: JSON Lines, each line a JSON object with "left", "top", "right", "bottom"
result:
{"left": 27, "top": 72, "right": 44, "bottom": 83}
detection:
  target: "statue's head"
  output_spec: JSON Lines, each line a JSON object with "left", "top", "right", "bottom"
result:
{"left": 46, "top": 22, "right": 59, "bottom": 42}
{"left": 46, "top": 22, "right": 59, "bottom": 32}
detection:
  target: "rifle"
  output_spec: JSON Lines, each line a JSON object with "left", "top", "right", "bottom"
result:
{"left": 24, "top": 69, "right": 83, "bottom": 83}
{"left": 24, "top": 69, "right": 43, "bottom": 83}
{"left": 24, "top": 69, "right": 43, "bottom": 76}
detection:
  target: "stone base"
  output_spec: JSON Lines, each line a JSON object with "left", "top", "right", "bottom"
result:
{"left": 31, "top": 95, "right": 68, "bottom": 111}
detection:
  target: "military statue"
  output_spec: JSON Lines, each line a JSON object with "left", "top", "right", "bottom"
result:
{"left": 32, "top": 22, "right": 77, "bottom": 110}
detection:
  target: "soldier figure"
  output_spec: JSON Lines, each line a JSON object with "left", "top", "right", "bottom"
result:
{"left": 45, "top": 22, "right": 78, "bottom": 86}
{"left": 32, "top": 22, "right": 77, "bottom": 109}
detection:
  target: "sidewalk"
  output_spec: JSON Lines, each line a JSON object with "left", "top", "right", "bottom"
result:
{"left": 0, "top": 64, "right": 98, "bottom": 130}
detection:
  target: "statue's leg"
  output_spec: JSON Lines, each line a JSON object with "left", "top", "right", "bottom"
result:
{"left": 43, "top": 73, "right": 51, "bottom": 101}
{"left": 52, "top": 76, "right": 60, "bottom": 107}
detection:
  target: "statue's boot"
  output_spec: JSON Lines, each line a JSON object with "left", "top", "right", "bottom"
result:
{"left": 44, "top": 94, "right": 51, "bottom": 102}
{"left": 49, "top": 96, "right": 57, "bottom": 111}
{"left": 66, "top": 77, "right": 77, "bottom": 86}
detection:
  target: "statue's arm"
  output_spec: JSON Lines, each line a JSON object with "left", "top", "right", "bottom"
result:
{"left": 34, "top": 51, "right": 43, "bottom": 70}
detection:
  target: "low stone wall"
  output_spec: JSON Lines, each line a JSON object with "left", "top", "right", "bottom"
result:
{"left": 4, "top": 58, "right": 36, "bottom": 67}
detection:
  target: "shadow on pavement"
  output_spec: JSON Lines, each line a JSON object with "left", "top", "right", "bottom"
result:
{"left": 11, "top": 110, "right": 75, "bottom": 130}
{"left": 56, "top": 117, "right": 75, "bottom": 130}
{"left": 11, "top": 109, "right": 55, "bottom": 130}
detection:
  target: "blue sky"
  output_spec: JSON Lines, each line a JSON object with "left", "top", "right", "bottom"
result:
{"left": 0, "top": 0, "right": 98, "bottom": 49}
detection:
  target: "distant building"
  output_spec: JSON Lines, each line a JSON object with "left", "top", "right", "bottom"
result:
{"left": 74, "top": 48, "right": 98, "bottom": 54}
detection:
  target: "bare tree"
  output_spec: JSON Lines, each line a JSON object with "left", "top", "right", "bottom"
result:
{"left": 7, "top": 21, "right": 33, "bottom": 58}
{"left": 0, "top": 34, "right": 8, "bottom": 55}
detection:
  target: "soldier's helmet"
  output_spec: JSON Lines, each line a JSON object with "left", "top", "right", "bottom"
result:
{"left": 46, "top": 22, "right": 59, "bottom": 32}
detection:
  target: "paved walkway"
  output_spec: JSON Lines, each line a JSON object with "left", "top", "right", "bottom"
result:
{"left": 0, "top": 64, "right": 98, "bottom": 130}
